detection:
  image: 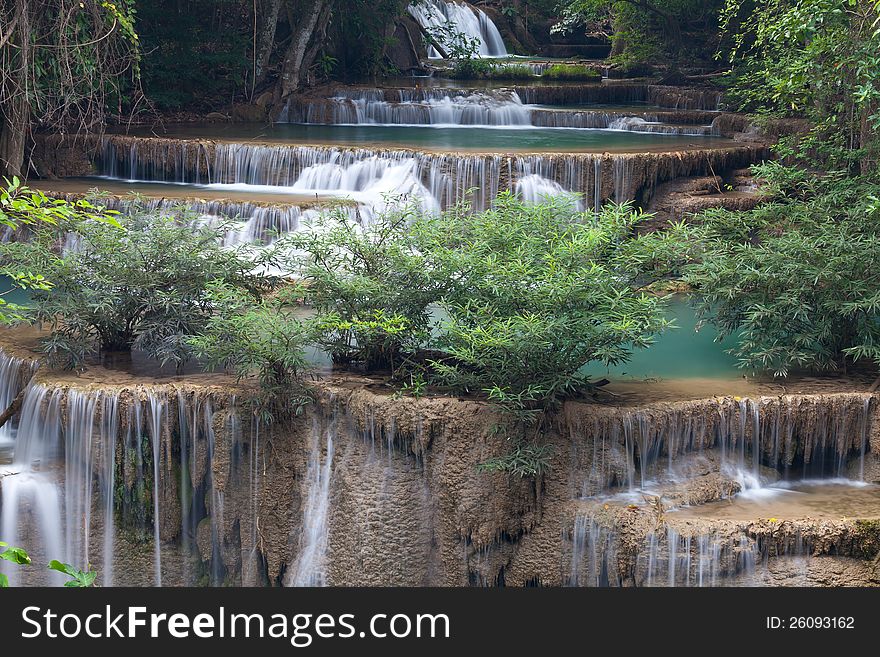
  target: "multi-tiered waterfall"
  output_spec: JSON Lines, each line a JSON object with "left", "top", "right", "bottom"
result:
{"left": 0, "top": 340, "right": 878, "bottom": 587}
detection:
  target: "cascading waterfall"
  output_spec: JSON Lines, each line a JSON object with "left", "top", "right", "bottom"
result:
{"left": 294, "top": 89, "right": 532, "bottom": 126}
{"left": 407, "top": 0, "right": 507, "bottom": 58}
{"left": 0, "top": 386, "right": 65, "bottom": 586}
{"left": 95, "top": 135, "right": 764, "bottom": 216}
{"left": 0, "top": 371, "right": 231, "bottom": 587}
{"left": 0, "top": 351, "right": 37, "bottom": 448}
{"left": 565, "top": 393, "right": 877, "bottom": 587}
{"left": 288, "top": 415, "right": 336, "bottom": 587}
{"left": 567, "top": 394, "right": 874, "bottom": 497}
{"left": 515, "top": 174, "right": 582, "bottom": 212}
{"left": 282, "top": 87, "right": 718, "bottom": 134}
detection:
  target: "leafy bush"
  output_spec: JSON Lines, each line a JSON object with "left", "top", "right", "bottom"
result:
{"left": 0, "top": 178, "right": 119, "bottom": 324}
{"left": 542, "top": 64, "right": 602, "bottom": 81}
{"left": 0, "top": 202, "right": 262, "bottom": 368}
{"left": 488, "top": 64, "right": 536, "bottom": 80}
{"left": 1, "top": 542, "right": 96, "bottom": 587}
{"left": 414, "top": 193, "right": 687, "bottom": 419}
{"left": 272, "top": 203, "right": 443, "bottom": 373}
{"left": 476, "top": 442, "right": 554, "bottom": 478}
{"left": 684, "top": 172, "right": 880, "bottom": 376}
{"left": 450, "top": 58, "right": 493, "bottom": 79}
{"left": 189, "top": 282, "right": 314, "bottom": 423}
{"left": 721, "top": 0, "right": 880, "bottom": 171}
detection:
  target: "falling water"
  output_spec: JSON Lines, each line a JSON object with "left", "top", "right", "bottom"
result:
{"left": 573, "top": 395, "right": 874, "bottom": 496}
{"left": 0, "top": 387, "right": 65, "bottom": 586}
{"left": 0, "top": 352, "right": 37, "bottom": 455}
{"left": 407, "top": 0, "right": 507, "bottom": 58}
{"left": 288, "top": 416, "right": 336, "bottom": 587}
{"left": 292, "top": 89, "right": 532, "bottom": 126}
{"left": 145, "top": 392, "right": 165, "bottom": 586}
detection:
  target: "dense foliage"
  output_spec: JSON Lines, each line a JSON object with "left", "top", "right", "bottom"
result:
{"left": 0, "top": 178, "right": 119, "bottom": 323}
{"left": 685, "top": 166, "right": 880, "bottom": 377}
{"left": 416, "top": 194, "right": 687, "bottom": 418}
{"left": 0, "top": 203, "right": 261, "bottom": 368}
{"left": 272, "top": 204, "right": 441, "bottom": 372}
{"left": 0, "top": 1, "right": 140, "bottom": 177}
{"left": 190, "top": 282, "right": 314, "bottom": 422}
{"left": 720, "top": 0, "right": 880, "bottom": 172}
{"left": 554, "top": 0, "right": 725, "bottom": 64}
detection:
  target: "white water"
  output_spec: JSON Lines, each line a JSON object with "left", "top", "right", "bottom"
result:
{"left": 316, "top": 89, "right": 532, "bottom": 127}
{"left": 288, "top": 416, "right": 335, "bottom": 587}
{"left": 283, "top": 87, "right": 718, "bottom": 134}
{"left": 576, "top": 395, "right": 873, "bottom": 496}
{"left": 515, "top": 174, "right": 582, "bottom": 212}
{"left": 408, "top": 0, "right": 507, "bottom": 58}
{"left": 100, "top": 139, "right": 631, "bottom": 214}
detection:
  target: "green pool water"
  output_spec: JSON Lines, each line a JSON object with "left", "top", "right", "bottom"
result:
{"left": 584, "top": 296, "right": 743, "bottom": 380}
{"left": 0, "top": 275, "right": 33, "bottom": 308}
{"left": 115, "top": 122, "right": 731, "bottom": 154}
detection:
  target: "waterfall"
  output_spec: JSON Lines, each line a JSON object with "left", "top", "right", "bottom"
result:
{"left": 408, "top": 0, "right": 507, "bottom": 58}
{"left": 515, "top": 174, "right": 582, "bottom": 212}
{"left": 568, "top": 512, "right": 770, "bottom": 587}
{"left": 0, "top": 351, "right": 37, "bottom": 449}
{"left": 294, "top": 89, "right": 532, "bottom": 127}
{"left": 281, "top": 88, "right": 718, "bottom": 133}
{"left": 96, "top": 136, "right": 765, "bottom": 216}
{"left": 0, "top": 387, "right": 65, "bottom": 586}
{"left": 288, "top": 415, "right": 335, "bottom": 587}
{"left": 567, "top": 394, "right": 875, "bottom": 496}
{"left": 607, "top": 116, "right": 713, "bottom": 136}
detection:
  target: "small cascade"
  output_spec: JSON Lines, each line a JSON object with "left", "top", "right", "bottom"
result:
{"left": 0, "top": 378, "right": 215, "bottom": 586}
{"left": 515, "top": 174, "right": 582, "bottom": 212}
{"left": 0, "top": 387, "right": 65, "bottom": 586}
{"left": 282, "top": 88, "right": 719, "bottom": 135}
{"left": 607, "top": 116, "right": 713, "bottom": 136}
{"left": 287, "top": 89, "right": 532, "bottom": 126}
{"left": 567, "top": 394, "right": 875, "bottom": 496}
{"left": 408, "top": 0, "right": 507, "bottom": 58}
{"left": 567, "top": 512, "right": 754, "bottom": 587}
{"left": 0, "top": 351, "right": 37, "bottom": 449}
{"left": 288, "top": 415, "right": 336, "bottom": 587}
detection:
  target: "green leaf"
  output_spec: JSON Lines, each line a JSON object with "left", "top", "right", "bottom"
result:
{"left": 47, "top": 560, "right": 78, "bottom": 578}
{"left": 0, "top": 546, "right": 31, "bottom": 565}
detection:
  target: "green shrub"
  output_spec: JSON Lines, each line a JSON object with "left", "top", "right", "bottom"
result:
{"left": 487, "top": 64, "right": 535, "bottom": 80}
{"left": 684, "top": 172, "right": 880, "bottom": 376}
{"left": 541, "top": 64, "right": 602, "bottom": 81}
{"left": 414, "top": 193, "right": 688, "bottom": 420}
{"left": 189, "top": 282, "right": 314, "bottom": 423}
{"left": 0, "top": 201, "right": 262, "bottom": 368}
{"left": 0, "top": 177, "right": 119, "bottom": 324}
{"left": 272, "top": 203, "right": 443, "bottom": 373}
{"left": 450, "top": 58, "right": 493, "bottom": 79}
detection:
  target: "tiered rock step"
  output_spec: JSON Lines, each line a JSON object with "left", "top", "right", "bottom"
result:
{"left": 642, "top": 171, "right": 765, "bottom": 230}
{"left": 30, "top": 133, "right": 768, "bottom": 214}
{"left": 29, "top": 179, "right": 356, "bottom": 246}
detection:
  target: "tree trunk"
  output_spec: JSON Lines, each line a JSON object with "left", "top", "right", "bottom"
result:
{"left": 0, "top": 1, "right": 29, "bottom": 178}
{"left": 0, "top": 375, "right": 33, "bottom": 430}
{"left": 273, "top": 0, "right": 328, "bottom": 107}
{"left": 301, "top": 2, "right": 333, "bottom": 86}
{"left": 254, "top": 0, "right": 282, "bottom": 87}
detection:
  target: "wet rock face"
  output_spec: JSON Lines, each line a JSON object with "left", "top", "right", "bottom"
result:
{"left": 1, "top": 360, "right": 878, "bottom": 587}
{"left": 28, "top": 134, "right": 767, "bottom": 216}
